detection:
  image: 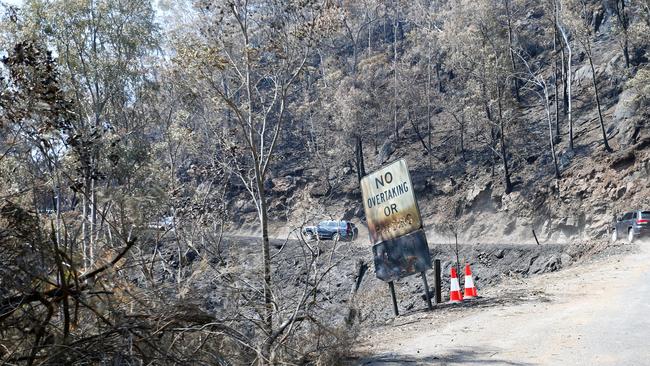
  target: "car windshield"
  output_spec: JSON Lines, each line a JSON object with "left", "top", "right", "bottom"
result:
{"left": 642, "top": 211, "right": 650, "bottom": 219}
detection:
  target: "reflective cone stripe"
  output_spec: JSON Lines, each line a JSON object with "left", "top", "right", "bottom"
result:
{"left": 449, "top": 267, "right": 463, "bottom": 303}
{"left": 464, "top": 263, "right": 478, "bottom": 299}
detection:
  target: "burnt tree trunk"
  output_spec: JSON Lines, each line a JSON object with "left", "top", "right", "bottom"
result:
{"left": 355, "top": 135, "right": 366, "bottom": 183}
{"left": 587, "top": 51, "right": 612, "bottom": 152}
{"left": 553, "top": 23, "right": 561, "bottom": 138}
{"left": 505, "top": 0, "right": 521, "bottom": 102}
{"left": 615, "top": 0, "right": 630, "bottom": 68}
{"left": 393, "top": 5, "right": 399, "bottom": 140}
{"left": 496, "top": 80, "right": 513, "bottom": 194}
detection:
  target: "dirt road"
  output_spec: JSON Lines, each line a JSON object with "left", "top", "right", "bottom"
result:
{"left": 355, "top": 240, "right": 650, "bottom": 365}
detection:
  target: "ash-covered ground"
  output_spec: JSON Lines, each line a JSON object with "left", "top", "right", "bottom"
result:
{"left": 150, "top": 234, "right": 634, "bottom": 329}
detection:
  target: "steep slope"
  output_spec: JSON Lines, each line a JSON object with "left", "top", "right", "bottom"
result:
{"left": 227, "top": 0, "right": 649, "bottom": 246}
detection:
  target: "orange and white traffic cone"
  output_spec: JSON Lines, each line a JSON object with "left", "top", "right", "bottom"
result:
{"left": 449, "top": 267, "right": 463, "bottom": 303}
{"left": 463, "top": 263, "right": 478, "bottom": 299}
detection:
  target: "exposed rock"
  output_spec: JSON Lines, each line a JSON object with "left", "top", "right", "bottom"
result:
{"left": 564, "top": 217, "right": 576, "bottom": 227}
{"left": 613, "top": 85, "right": 647, "bottom": 147}
{"left": 377, "top": 138, "right": 395, "bottom": 164}
{"left": 614, "top": 87, "right": 640, "bottom": 121}
{"left": 466, "top": 182, "right": 489, "bottom": 202}
{"left": 238, "top": 200, "right": 256, "bottom": 214}
{"left": 500, "top": 191, "right": 522, "bottom": 212}
{"left": 610, "top": 150, "right": 635, "bottom": 170}
{"left": 530, "top": 254, "right": 561, "bottom": 274}
{"left": 309, "top": 182, "right": 331, "bottom": 197}
{"left": 558, "top": 150, "right": 575, "bottom": 170}
{"left": 634, "top": 136, "right": 650, "bottom": 151}
{"left": 573, "top": 64, "right": 592, "bottom": 85}
{"left": 271, "top": 176, "right": 295, "bottom": 194}
{"left": 466, "top": 181, "right": 495, "bottom": 213}
{"left": 575, "top": 187, "right": 587, "bottom": 199}
{"left": 616, "top": 186, "right": 627, "bottom": 199}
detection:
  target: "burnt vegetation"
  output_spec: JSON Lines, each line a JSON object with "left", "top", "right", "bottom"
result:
{"left": 1, "top": 0, "right": 649, "bottom": 365}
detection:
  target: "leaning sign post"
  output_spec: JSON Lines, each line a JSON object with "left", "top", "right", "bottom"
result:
{"left": 360, "top": 159, "right": 433, "bottom": 315}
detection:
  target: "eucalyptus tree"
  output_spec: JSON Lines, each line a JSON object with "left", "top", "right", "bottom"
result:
{"left": 440, "top": 0, "right": 515, "bottom": 194}
{"left": 555, "top": 0, "right": 574, "bottom": 150}
{"left": 404, "top": 0, "right": 446, "bottom": 169}
{"left": 12, "top": 0, "right": 160, "bottom": 268}
{"left": 564, "top": 0, "right": 612, "bottom": 152}
{"left": 172, "top": 1, "right": 327, "bottom": 363}
{"left": 516, "top": 51, "right": 561, "bottom": 179}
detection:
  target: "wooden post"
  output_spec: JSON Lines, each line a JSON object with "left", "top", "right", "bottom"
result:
{"left": 388, "top": 281, "right": 399, "bottom": 316}
{"left": 434, "top": 259, "right": 442, "bottom": 304}
{"left": 421, "top": 271, "right": 433, "bottom": 310}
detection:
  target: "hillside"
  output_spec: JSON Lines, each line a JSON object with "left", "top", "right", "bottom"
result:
{"left": 229, "top": 1, "right": 650, "bottom": 245}
{"left": 1, "top": 0, "right": 649, "bottom": 365}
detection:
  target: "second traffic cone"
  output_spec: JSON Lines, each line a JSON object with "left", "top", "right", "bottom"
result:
{"left": 449, "top": 267, "right": 463, "bottom": 303}
{"left": 463, "top": 263, "right": 478, "bottom": 299}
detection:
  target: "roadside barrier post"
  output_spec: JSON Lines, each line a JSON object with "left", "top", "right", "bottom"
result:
{"left": 434, "top": 259, "right": 442, "bottom": 304}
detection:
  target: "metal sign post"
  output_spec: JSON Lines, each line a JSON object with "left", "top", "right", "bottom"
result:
{"left": 388, "top": 281, "right": 399, "bottom": 316}
{"left": 360, "top": 159, "right": 433, "bottom": 315}
{"left": 421, "top": 272, "right": 433, "bottom": 310}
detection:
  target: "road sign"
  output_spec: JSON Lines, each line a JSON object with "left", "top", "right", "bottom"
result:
{"left": 360, "top": 159, "right": 433, "bottom": 313}
{"left": 360, "top": 159, "right": 422, "bottom": 244}
{"left": 372, "top": 229, "right": 432, "bottom": 282}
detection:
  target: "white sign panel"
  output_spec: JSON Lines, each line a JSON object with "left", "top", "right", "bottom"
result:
{"left": 360, "top": 159, "right": 422, "bottom": 244}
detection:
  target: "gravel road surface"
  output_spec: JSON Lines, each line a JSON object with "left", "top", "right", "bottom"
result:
{"left": 355, "top": 240, "right": 650, "bottom": 365}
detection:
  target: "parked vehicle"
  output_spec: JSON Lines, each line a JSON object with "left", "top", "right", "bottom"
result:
{"left": 148, "top": 216, "right": 175, "bottom": 231}
{"left": 611, "top": 210, "right": 650, "bottom": 243}
{"left": 302, "top": 220, "right": 358, "bottom": 241}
